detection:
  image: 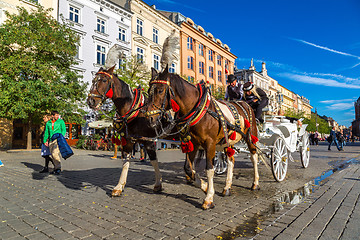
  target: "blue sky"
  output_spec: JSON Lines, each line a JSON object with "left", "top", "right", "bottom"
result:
{"left": 144, "top": 0, "right": 360, "bottom": 127}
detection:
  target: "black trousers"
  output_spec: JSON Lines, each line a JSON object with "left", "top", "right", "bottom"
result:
{"left": 253, "top": 99, "right": 269, "bottom": 122}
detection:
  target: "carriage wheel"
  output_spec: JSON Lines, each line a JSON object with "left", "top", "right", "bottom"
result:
{"left": 271, "top": 137, "right": 288, "bottom": 182}
{"left": 300, "top": 132, "right": 310, "bottom": 168}
{"left": 214, "top": 151, "right": 228, "bottom": 175}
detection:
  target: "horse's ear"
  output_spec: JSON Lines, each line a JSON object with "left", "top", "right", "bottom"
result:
{"left": 107, "top": 65, "right": 116, "bottom": 74}
{"left": 151, "top": 67, "right": 159, "bottom": 81}
{"left": 163, "top": 64, "right": 169, "bottom": 75}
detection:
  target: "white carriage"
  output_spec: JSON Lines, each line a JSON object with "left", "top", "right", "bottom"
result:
{"left": 214, "top": 114, "right": 310, "bottom": 182}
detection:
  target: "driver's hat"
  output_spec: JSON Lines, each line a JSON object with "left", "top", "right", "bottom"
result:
{"left": 243, "top": 82, "right": 254, "bottom": 91}
{"left": 227, "top": 74, "right": 236, "bottom": 83}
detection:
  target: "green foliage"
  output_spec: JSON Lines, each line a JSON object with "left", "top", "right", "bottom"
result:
{"left": 115, "top": 55, "right": 151, "bottom": 92}
{"left": 212, "top": 86, "right": 225, "bottom": 100}
{"left": 0, "top": 6, "right": 87, "bottom": 124}
{"left": 284, "top": 110, "right": 330, "bottom": 134}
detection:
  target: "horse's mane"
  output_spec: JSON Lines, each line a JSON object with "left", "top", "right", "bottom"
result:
{"left": 166, "top": 72, "right": 197, "bottom": 98}
{"left": 113, "top": 74, "right": 133, "bottom": 99}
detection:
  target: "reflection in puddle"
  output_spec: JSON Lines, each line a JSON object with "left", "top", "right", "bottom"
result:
{"left": 219, "top": 157, "right": 360, "bottom": 240}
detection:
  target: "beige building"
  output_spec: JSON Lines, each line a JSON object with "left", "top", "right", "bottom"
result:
{"left": 235, "top": 60, "right": 313, "bottom": 117}
{"left": 130, "top": 1, "right": 180, "bottom": 73}
{"left": 0, "top": 0, "right": 58, "bottom": 23}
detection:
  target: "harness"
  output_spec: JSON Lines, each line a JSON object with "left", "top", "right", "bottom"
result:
{"left": 113, "top": 87, "right": 145, "bottom": 139}
{"left": 88, "top": 71, "right": 114, "bottom": 101}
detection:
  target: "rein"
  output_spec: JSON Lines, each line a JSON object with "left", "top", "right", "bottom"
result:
{"left": 88, "top": 71, "right": 114, "bottom": 102}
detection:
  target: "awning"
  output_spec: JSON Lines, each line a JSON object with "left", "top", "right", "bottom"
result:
{"left": 88, "top": 120, "right": 113, "bottom": 129}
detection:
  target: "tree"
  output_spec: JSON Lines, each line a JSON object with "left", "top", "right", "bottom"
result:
{"left": 115, "top": 55, "right": 151, "bottom": 92}
{"left": 0, "top": 6, "right": 87, "bottom": 149}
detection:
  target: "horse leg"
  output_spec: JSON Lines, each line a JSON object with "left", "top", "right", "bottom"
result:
{"left": 185, "top": 149, "right": 208, "bottom": 193}
{"left": 222, "top": 152, "right": 235, "bottom": 196}
{"left": 250, "top": 152, "right": 260, "bottom": 190}
{"left": 147, "top": 148, "right": 163, "bottom": 193}
{"left": 202, "top": 145, "right": 216, "bottom": 210}
{"left": 112, "top": 152, "right": 131, "bottom": 197}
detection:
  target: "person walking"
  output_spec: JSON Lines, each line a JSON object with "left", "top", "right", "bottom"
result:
{"left": 328, "top": 126, "right": 343, "bottom": 151}
{"left": 39, "top": 114, "right": 54, "bottom": 173}
{"left": 43, "top": 110, "right": 67, "bottom": 174}
{"left": 139, "top": 143, "right": 147, "bottom": 162}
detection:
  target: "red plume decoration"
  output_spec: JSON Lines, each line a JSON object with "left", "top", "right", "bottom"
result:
{"left": 106, "top": 88, "right": 113, "bottom": 98}
{"left": 111, "top": 136, "right": 115, "bottom": 144}
{"left": 115, "top": 137, "right": 121, "bottom": 146}
{"left": 121, "top": 137, "right": 127, "bottom": 146}
{"left": 181, "top": 141, "right": 194, "bottom": 153}
{"left": 229, "top": 131, "right": 237, "bottom": 140}
{"left": 244, "top": 119, "right": 250, "bottom": 128}
{"left": 251, "top": 135, "right": 259, "bottom": 144}
{"left": 226, "top": 147, "right": 235, "bottom": 157}
{"left": 171, "top": 99, "right": 180, "bottom": 112}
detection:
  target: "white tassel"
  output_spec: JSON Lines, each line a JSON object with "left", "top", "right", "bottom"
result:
{"left": 105, "top": 44, "right": 123, "bottom": 69}
{"left": 161, "top": 30, "right": 180, "bottom": 70}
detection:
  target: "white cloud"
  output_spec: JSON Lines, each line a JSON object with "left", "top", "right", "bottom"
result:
{"left": 278, "top": 73, "right": 360, "bottom": 89}
{"left": 289, "top": 38, "right": 360, "bottom": 60}
{"left": 319, "top": 98, "right": 357, "bottom": 104}
{"left": 326, "top": 103, "right": 354, "bottom": 110}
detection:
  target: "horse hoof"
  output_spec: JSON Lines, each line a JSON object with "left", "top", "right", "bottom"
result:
{"left": 153, "top": 185, "right": 163, "bottom": 193}
{"left": 251, "top": 184, "right": 260, "bottom": 191}
{"left": 111, "top": 189, "right": 122, "bottom": 197}
{"left": 201, "top": 201, "right": 215, "bottom": 210}
{"left": 185, "top": 175, "right": 193, "bottom": 185}
{"left": 222, "top": 188, "right": 231, "bottom": 196}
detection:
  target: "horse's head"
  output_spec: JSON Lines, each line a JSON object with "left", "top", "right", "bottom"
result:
{"left": 146, "top": 66, "right": 177, "bottom": 128}
{"left": 87, "top": 65, "right": 116, "bottom": 110}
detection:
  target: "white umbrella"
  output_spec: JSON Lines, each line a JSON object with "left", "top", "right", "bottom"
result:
{"left": 88, "top": 120, "right": 113, "bottom": 129}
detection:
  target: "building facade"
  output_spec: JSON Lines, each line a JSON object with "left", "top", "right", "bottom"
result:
{"left": 130, "top": 1, "right": 180, "bottom": 74}
{"left": 159, "top": 11, "right": 236, "bottom": 92}
{"left": 235, "top": 60, "right": 313, "bottom": 117}
{"left": 58, "top": 0, "right": 132, "bottom": 87}
{"left": 352, "top": 97, "right": 360, "bottom": 137}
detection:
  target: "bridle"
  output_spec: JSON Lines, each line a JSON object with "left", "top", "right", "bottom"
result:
{"left": 88, "top": 71, "right": 114, "bottom": 103}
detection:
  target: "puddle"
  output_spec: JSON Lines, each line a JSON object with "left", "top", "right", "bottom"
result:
{"left": 219, "top": 157, "right": 360, "bottom": 240}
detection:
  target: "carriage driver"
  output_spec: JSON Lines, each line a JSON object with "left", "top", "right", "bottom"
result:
{"left": 225, "top": 74, "right": 243, "bottom": 101}
{"left": 243, "top": 82, "right": 269, "bottom": 123}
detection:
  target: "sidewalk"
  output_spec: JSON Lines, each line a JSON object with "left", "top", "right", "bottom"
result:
{"left": 251, "top": 158, "right": 360, "bottom": 240}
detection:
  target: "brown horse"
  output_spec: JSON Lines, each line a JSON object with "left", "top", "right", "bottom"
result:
{"left": 87, "top": 65, "right": 164, "bottom": 196}
{"left": 146, "top": 67, "right": 260, "bottom": 209}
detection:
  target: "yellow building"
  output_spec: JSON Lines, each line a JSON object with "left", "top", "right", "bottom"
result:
{"left": 130, "top": 1, "right": 180, "bottom": 73}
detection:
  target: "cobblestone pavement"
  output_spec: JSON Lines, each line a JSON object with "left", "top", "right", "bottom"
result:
{"left": 0, "top": 143, "right": 359, "bottom": 240}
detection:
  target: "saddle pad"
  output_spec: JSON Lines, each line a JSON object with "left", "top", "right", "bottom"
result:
{"left": 213, "top": 100, "right": 236, "bottom": 125}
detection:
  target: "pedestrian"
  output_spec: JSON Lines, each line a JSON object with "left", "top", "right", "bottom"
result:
{"left": 39, "top": 114, "right": 54, "bottom": 173}
{"left": 224, "top": 74, "right": 243, "bottom": 101}
{"left": 111, "top": 133, "right": 121, "bottom": 159}
{"left": 328, "top": 126, "right": 343, "bottom": 151}
{"left": 314, "top": 131, "right": 319, "bottom": 146}
{"left": 43, "top": 110, "right": 67, "bottom": 174}
{"left": 139, "top": 143, "right": 147, "bottom": 162}
{"left": 242, "top": 82, "right": 269, "bottom": 123}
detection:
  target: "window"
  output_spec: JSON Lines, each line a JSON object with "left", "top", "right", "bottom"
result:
{"left": 119, "top": 58, "right": 125, "bottom": 70}
{"left": 75, "top": 44, "right": 80, "bottom": 59}
{"left": 137, "top": 47, "right": 144, "bottom": 63}
{"left": 217, "top": 55, "right": 222, "bottom": 65}
{"left": 218, "top": 71, "right": 222, "bottom": 82}
{"left": 187, "top": 37, "right": 193, "bottom": 50}
{"left": 209, "top": 66, "right": 214, "bottom": 78}
{"left": 153, "top": 54, "right": 160, "bottom": 70}
{"left": 153, "top": 28, "right": 158, "bottom": 44}
{"left": 187, "top": 76, "right": 194, "bottom": 83}
{"left": 118, "top": 27, "right": 126, "bottom": 41}
{"left": 199, "top": 44, "right": 204, "bottom": 56}
{"left": 187, "top": 56, "right": 194, "bottom": 70}
{"left": 96, "top": 45, "right": 106, "bottom": 65}
{"left": 97, "top": 18, "right": 106, "bottom": 33}
{"left": 208, "top": 49, "right": 214, "bottom": 61}
{"left": 137, "top": 18, "right": 143, "bottom": 36}
{"left": 199, "top": 61, "right": 204, "bottom": 75}
{"left": 169, "top": 63, "right": 176, "bottom": 73}
{"left": 69, "top": 6, "right": 80, "bottom": 23}
{"left": 225, "top": 59, "right": 229, "bottom": 71}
